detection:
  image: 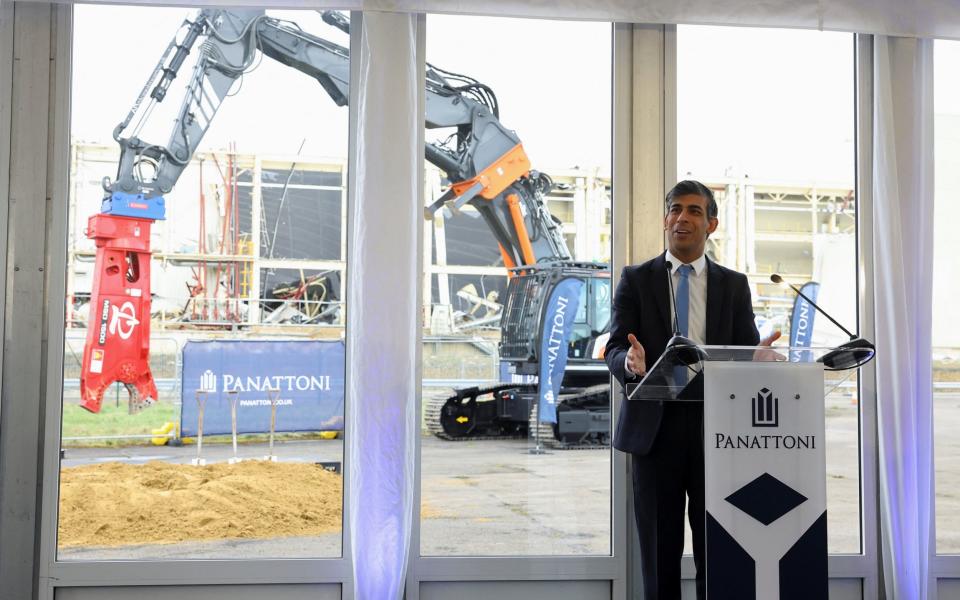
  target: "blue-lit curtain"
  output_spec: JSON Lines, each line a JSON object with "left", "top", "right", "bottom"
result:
{"left": 873, "top": 35, "right": 935, "bottom": 600}
{"left": 346, "top": 11, "right": 419, "bottom": 600}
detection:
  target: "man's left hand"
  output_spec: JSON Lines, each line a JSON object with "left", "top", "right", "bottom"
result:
{"left": 760, "top": 330, "right": 781, "bottom": 346}
{"left": 754, "top": 330, "right": 784, "bottom": 362}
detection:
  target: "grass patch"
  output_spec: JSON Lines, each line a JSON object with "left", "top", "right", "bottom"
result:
{"left": 61, "top": 401, "right": 339, "bottom": 448}
{"left": 61, "top": 401, "right": 177, "bottom": 447}
{"left": 184, "top": 431, "right": 338, "bottom": 445}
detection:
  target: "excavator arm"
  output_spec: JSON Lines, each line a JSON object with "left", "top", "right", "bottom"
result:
{"left": 105, "top": 9, "right": 349, "bottom": 216}
{"left": 419, "top": 65, "right": 572, "bottom": 269}
{"left": 107, "top": 8, "right": 565, "bottom": 261}
{"left": 82, "top": 8, "right": 573, "bottom": 413}
{"left": 326, "top": 13, "right": 570, "bottom": 268}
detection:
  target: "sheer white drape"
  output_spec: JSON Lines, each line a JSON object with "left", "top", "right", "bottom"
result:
{"left": 873, "top": 35, "right": 935, "bottom": 600}
{"left": 13, "top": 0, "right": 960, "bottom": 39}
{"left": 347, "top": 11, "right": 418, "bottom": 600}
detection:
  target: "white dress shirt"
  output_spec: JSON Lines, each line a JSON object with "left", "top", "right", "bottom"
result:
{"left": 625, "top": 251, "right": 708, "bottom": 376}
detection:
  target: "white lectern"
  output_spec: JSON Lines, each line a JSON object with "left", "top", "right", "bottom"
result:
{"left": 628, "top": 344, "right": 862, "bottom": 600}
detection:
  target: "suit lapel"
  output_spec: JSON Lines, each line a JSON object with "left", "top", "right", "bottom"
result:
{"left": 705, "top": 257, "right": 725, "bottom": 344}
{"left": 652, "top": 253, "right": 672, "bottom": 335}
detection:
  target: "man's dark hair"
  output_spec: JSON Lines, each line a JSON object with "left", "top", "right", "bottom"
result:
{"left": 665, "top": 180, "right": 718, "bottom": 219}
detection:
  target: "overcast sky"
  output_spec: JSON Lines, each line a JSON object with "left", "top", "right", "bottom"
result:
{"left": 937, "top": 40, "right": 960, "bottom": 108}
{"left": 71, "top": 5, "right": 886, "bottom": 185}
{"left": 68, "top": 8, "right": 960, "bottom": 203}
{"left": 677, "top": 26, "right": 854, "bottom": 186}
{"left": 71, "top": 7, "right": 612, "bottom": 171}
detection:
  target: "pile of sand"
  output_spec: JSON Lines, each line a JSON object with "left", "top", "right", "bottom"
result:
{"left": 58, "top": 461, "right": 342, "bottom": 548}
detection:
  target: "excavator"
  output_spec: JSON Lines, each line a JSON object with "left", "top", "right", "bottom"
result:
{"left": 79, "top": 10, "right": 611, "bottom": 448}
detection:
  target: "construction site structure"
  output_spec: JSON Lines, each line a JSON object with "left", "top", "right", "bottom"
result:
{"left": 68, "top": 143, "right": 857, "bottom": 345}
{"left": 69, "top": 142, "right": 617, "bottom": 338}
{"left": 67, "top": 142, "right": 348, "bottom": 335}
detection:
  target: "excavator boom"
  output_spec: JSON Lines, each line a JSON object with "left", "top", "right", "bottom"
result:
{"left": 80, "top": 9, "right": 591, "bottom": 417}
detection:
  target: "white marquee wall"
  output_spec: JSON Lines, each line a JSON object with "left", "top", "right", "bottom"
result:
{"left": 0, "top": 2, "right": 956, "bottom": 599}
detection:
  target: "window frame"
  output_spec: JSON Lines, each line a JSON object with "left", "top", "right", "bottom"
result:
{"left": 405, "top": 18, "right": 631, "bottom": 599}
{"left": 35, "top": 5, "right": 361, "bottom": 598}
{"left": 7, "top": 7, "right": 882, "bottom": 599}
{"left": 668, "top": 28, "right": 881, "bottom": 597}
{"left": 932, "top": 37, "right": 960, "bottom": 594}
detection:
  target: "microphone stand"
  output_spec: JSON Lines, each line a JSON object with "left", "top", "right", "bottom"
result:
{"left": 771, "top": 274, "right": 875, "bottom": 370}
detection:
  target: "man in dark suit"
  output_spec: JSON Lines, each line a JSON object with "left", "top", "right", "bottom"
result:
{"left": 605, "top": 180, "right": 777, "bottom": 600}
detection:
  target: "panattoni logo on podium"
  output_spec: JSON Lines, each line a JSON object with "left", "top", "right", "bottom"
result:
{"left": 752, "top": 387, "right": 779, "bottom": 428}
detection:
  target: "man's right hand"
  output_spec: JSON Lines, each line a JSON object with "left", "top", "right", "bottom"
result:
{"left": 626, "top": 333, "right": 646, "bottom": 376}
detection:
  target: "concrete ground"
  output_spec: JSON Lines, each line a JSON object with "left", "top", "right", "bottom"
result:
{"left": 936, "top": 393, "right": 960, "bottom": 554}
{"left": 57, "top": 391, "right": 872, "bottom": 560}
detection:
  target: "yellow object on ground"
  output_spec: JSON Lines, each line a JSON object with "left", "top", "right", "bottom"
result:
{"left": 319, "top": 431, "right": 338, "bottom": 440}
{"left": 150, "top": 421, "right": 176, "bottom": 446}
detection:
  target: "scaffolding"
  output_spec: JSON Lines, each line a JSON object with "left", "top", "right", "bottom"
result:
{"left": 67, "top": 142, "right": 348, "bottom": 335}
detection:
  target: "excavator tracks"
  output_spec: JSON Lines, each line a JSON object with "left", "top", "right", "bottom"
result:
{"left": 528, "top": 384, "right": 610, "bottom": 450}
{"left": 425, "top": 383, "right": 610, "bottom": 450}
{"left": 424, "top": 384, "right": 528, "bottom": 442}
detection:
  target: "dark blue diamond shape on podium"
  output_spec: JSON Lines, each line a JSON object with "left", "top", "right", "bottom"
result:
{"left": 724, "top": 472, "right": 807, "bottom": 526}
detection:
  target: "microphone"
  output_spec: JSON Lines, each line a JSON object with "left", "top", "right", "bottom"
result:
{"left": 770, "top": 273, "right": 875, "bottom": 370}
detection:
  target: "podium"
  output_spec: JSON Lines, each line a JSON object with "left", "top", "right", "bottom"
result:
{"left": 626, "top": 344, "right": 868, "bottom": 600}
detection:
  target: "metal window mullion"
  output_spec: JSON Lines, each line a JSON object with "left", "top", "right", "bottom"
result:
{"left": 2, "top": 4, "right": 55, "bottom": 599}
{"left": 0, "top": 0, "right": 13, "bottom": 425}
{"left": 38, "top": 4, "right": 73, "bottom": 599}
{"left": 412, "top": 556, "right": 622, "bottom": 582}
{"left": 663, "top": 25, "right": 677, "bottom": 195}
{"left": 610, "top": 21, "right": 635, "bottom": 600}
{"left": 39, "top": 6, "right": 358, "bottom": 594}
{"left": 631, "top": 24, "right": 669, "bottom": 264}
{"left": 339, "top": 10, "right": 364, "bottom": 600}
{"left": 408, "top": 19, "right": 628, "bottom": 600}
{"left": 405, "top": 11, "right": 427, "bottom": 600}
{"left": 44, "top": 559, "right": 354, "bottom": 587}
{"left": 626, "top": 22, "right": 671, "bottom": 597}
{"left": 853, "top": 32, "right": 881, "bottom": 600}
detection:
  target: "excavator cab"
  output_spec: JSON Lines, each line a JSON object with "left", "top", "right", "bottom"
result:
{"left": 499, "top": 261, "right": 610, "bottom": 376}
{"left": 426, "top": 261, "right": 611, "bottom": 448}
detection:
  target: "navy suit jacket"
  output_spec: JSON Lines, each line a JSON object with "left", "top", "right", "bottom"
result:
{"left": 604, "top": 253, "right": 760, "bottom": 456}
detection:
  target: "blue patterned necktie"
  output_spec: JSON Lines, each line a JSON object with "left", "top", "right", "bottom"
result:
{"left": 674, "top": 264, "right": 694, "bottom": 387}
{"left": 676, "top": 264, "right": 693, "bottom": 337}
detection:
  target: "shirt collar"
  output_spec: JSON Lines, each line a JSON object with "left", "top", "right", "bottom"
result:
{"left": 665, "top": 250, "right": 707, "bottom": 276}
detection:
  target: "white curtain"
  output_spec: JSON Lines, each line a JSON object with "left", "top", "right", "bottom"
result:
{"left": 873, "top": 35, "right": 935, "bottom": 600}
{"left": 347, "top": 11, "right": 418, "bottom": 600}
{"left": 13, "top": 0, "right": 960, "bottom": 40}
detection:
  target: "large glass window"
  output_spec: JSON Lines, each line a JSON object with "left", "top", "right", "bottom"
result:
{"left": 934, "top": 39, "right": 960, "bottom": 555}
{"left": 60, "top": 5, "right": 350, "bottom": 560}
{"left": 419, "top": 15, "right": 612, "bottom": 556}
{"left": 677, "top": 26, "right": 860, "bottom": 554}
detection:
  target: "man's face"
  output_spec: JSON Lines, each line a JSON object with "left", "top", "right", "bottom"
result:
{"left": 663, "top": 193, "right": 718, "bottom": 260}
